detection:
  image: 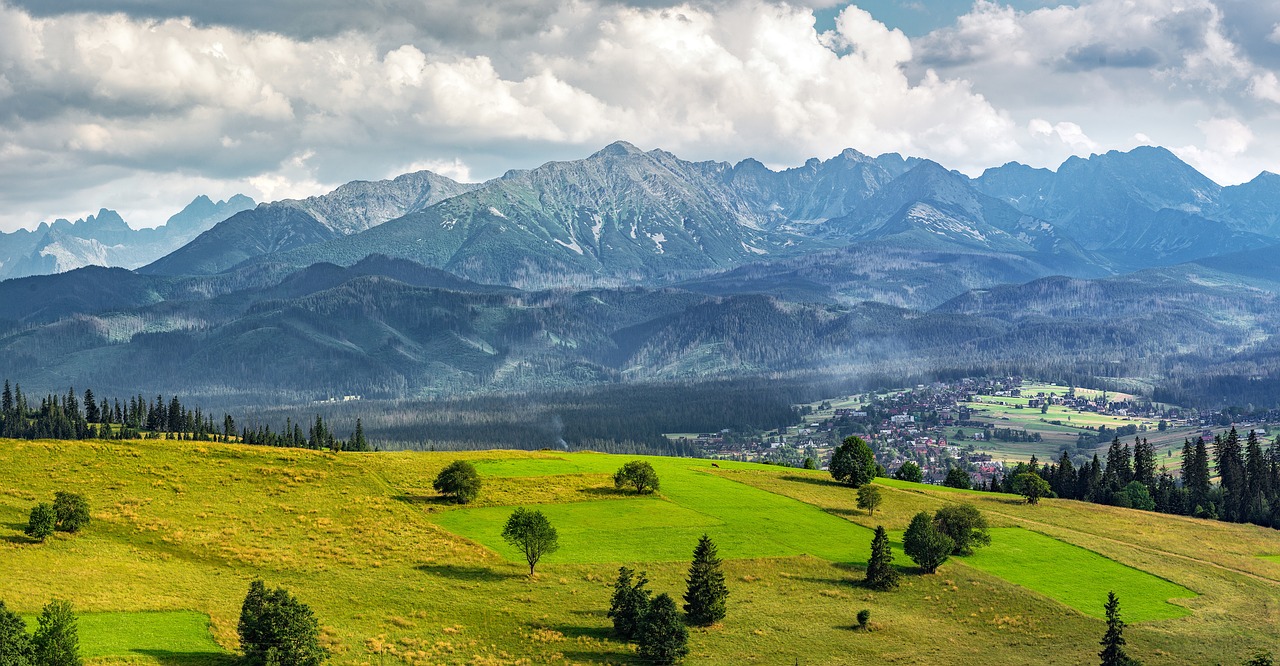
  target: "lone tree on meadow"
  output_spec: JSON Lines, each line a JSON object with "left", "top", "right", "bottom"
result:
{"left": 52, "top": 492, "right": 90, "bottom": 533}
{"left": 502, "top": 508, "right": 560, "bottom": 575}
{"left": 683, "top": 534, "right": 728, "bottom": 626}
{"left": 238, "top": 580, "right": 328, "bottom": 666}
{"left": 943, "top": 467, "right": 972, "bottom": 489}
{"left": 863, "top": 526, "right": 900, "bottom": 591}
{"left": 25, "top": 503, "right": 55, "bottom": 542}
{"left": 894, "top": 461, "right": 923, "bottom": 483}
{"left": 636, "top": 593, "right": 688, "bottom": 665}
{"left": 1099, "top": 591, "right": 1139, "bottom": 666}
{"left": 856, "top": 484, "right": 883, "bottom": 516}
{"left": 932, "top": 504, "right": 990, "bottom": 556}
{"left": 829, "top": 436, "right": 877, "bottom": 488}
{"left": 433, "top": 460, "right": 482, "bottom": 504}
{"left": 607, "top": 566, "right": 652, "bottom": 640}
{"left": 0, "top": 599, "right": 34, "bottom": 664}
{"left": 902, "top": 511, "right": 954, "bottom": 574}
{"left": 614, "top": 460, "right": 660, "bottom": 494}
{"left": 32, "top": 600, "right": 80, "bottom": 666}
{"left": 1014, "top": 472, "right": 1051, "bottom": 505}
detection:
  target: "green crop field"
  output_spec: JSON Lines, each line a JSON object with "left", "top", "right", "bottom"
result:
{"left": 2, "top": 439, "right": 1280, "bottom": 665}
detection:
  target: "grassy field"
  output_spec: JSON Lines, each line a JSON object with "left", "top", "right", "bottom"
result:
{"left": 2, "top": 439, "right": 1280, "bottom": 664}
{"left": 435, "top": 457, "right": 872, "bottom": 563}
{"left": 961, "top": 529, "right": 1193, "bottom": 621}
{"left": 21, "top": 612, "right": 223, "bottom": 659}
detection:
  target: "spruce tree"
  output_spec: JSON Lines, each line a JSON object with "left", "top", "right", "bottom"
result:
{"left": 607, "top": 566, "right": 651, "bottom": 640}
{"left": 1132, "top": 438, "right": 1156, "bottom": 488}
{"left": 863, "top": 526, "right": 899, "bottom": 591}
{"left": 636, "top": 594, "right": 688, "bottom": 665}
{"left": 1217, "top": 428, "right": 1246, "bottom": 522}
{"left": 683, "top": 534, "right": 728, "bottom": 626}
{"left": 1099, "top": 591, "right": 1139, "bottom": 666}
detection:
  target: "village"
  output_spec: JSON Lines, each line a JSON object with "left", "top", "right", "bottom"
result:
{"left": 670, "top": 377, "right": 1278, "bottom": 487}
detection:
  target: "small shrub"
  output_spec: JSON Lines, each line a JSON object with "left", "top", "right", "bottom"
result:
{"left": 856, "top": 609, "right": 871, "bottom": 629}
{"left": 25, "top": 504, "right": 55, "bottom": 542}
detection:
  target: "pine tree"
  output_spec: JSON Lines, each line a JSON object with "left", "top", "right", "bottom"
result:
{"left": 1099, "top": 591, "right": 1139, "bottom": 666}
{"left": 863, "top": 526, "right": 899, "bottom": 591}
{"left": 1217, "top": 428, "right": 1246, "bottom": 522}
{"left": 1132, "top": 437, "right": 1156, "bottom": 487}
{"left": 683, "top": 534, "right": 728, "bottom": 626}
{"left": 1245, "top": 430, "right": 1270, "bottom": 524}
{"left": 348, "top": 418, "right": 370, "bottom": 452}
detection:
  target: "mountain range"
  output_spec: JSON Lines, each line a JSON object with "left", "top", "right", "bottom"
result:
{"left": 4, "top": 141, "right": 1280, "bottom": 407}
{"left": 0, "top": 195, "right": 255, "bottom": 280}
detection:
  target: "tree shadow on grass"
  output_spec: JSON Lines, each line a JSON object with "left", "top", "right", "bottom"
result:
{"left": 560, "top": 649, "right": 638, "bottom": 664}
{"left": 824, "top": 507, "right": 870, "bottom": 518}
{"left": 550, "top": 623, "right": 615, "bottom": 641}
{"left": 780, "top": 475, "right": 842, "bottom": 487}
{"left": 392, "top": 494, "right": 451, "bottom": 506}
{"left": 578, "top": 487, "right": 632, "bottom": 499}
{"left": 415, "top": 564, "right": 523, "bottom": 582}
{"left": 130, "top": 651, "right": 237, "bottom": 666}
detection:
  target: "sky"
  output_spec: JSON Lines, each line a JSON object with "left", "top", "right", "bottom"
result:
{"left": 1, "top": 0, "right": 1279, "bottom": 231}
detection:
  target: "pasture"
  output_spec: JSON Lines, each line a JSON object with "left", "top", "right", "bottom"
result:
{"left": 2, "top": 439, "right": 1279, "bottom": 664}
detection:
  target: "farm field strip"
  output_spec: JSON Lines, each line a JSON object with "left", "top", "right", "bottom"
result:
{"left": 434, "top": 456, "right": 875, "bottom": 563}
{"left": 960, "top": 529, "right": 1195, "bottom": 622}
{"left": 19, "top": 611, "right": 223, "bottom": 658}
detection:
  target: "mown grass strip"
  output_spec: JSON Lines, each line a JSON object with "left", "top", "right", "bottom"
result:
{"left": 23, "top": 610, "right": 224, "bottom": 658}
{"left": 961, "top": 528, "right": 1196, "bottom": 622}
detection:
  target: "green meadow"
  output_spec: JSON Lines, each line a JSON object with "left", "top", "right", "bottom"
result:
{"left": 21, "top": 611, "right": 223, "bottom": 659}
{"left": 2, "top": 439, "right": 1279, "bottom": 664}
{"left": 961, "top": 529, "right": 1194, "bottom": 621}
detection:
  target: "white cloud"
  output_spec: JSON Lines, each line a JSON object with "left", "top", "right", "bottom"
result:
{"left": 914, "top": 0, "right": 1280, "bottom": 184}
{"left": 1029, "top": 119, "right": 1100, "bottom": 154}
{"left": 0, "top": 0, "right": 1029, "bottom": 229}
{"left": 1, "top": 0, "right": 1279, "bottom": 230}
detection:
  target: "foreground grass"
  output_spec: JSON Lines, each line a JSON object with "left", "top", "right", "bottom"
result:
{"left": 1, "top": 440, "right": 1278, "bottom": 664}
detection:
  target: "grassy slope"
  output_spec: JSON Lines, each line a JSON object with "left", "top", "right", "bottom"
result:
{"left": 0, "top": 439, "right": 1278, "bottom": 665}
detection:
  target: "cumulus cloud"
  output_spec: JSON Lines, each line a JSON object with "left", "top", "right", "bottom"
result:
{"left": 0, "top": 0, "right": 1022, "bottom": 230}
{"left": 1, "top": 0, "right": 1279, "bottom": 230}
{"left": 915, "top": 0, "right": 1280, "bottom": 184}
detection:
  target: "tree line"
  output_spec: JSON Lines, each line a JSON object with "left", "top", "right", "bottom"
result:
{"left": 981, "top": 428, "right": 1280, "bottom": 530}
{"left": 0, "top": 379, "right": 369, "bottom": 452}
